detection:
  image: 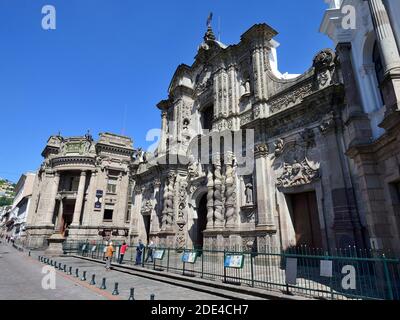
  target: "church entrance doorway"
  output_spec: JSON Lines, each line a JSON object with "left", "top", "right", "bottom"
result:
{"left": 289, "top": 191, "right": 322, "bottom": 248}
{"left": 194, "top": 193, "right": 208, "bottom": 250}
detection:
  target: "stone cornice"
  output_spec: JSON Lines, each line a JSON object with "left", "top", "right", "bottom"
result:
{"left": 96, "top": 143, "right": 134, "bottom": 157}
{"left": 346, "top": 130, "right": 398, "bottom": 159}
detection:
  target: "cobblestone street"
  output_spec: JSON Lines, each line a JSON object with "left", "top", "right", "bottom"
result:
{"left": 0, "top": 243, "right": 228, "bottom": 300}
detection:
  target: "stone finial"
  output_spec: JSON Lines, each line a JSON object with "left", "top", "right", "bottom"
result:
{"left": 313, "top": 49, "right": 335, "bottom": 70}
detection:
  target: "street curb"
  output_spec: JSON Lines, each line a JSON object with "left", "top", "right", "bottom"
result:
{"left": 71, "top": 254, "right": 311, "bottom": 300}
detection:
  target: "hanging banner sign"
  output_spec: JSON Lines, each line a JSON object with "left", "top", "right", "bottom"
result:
{"left": 95, "top": 190, "right": 103, "bottom": 209}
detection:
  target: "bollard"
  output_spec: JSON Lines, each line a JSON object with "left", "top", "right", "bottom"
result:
{"left": 63, "top": 264, "right": 67, "bottom": 273}
{"left": 59, "top": 262, "right": 62, "bottom": 270}
{"left": 29, "top": 251, "right": 31, "bottom": 257}
{"left": 100, "top": 278, "right": 106, "bottom": 290}
{"left": 38, "top": 256, "right": 41, "bottom": 261}
{"left": 128, "top": 288, "right": 135, "bottom": 300}
{"left": 90, "top": 274, "right": 96, "bottom": 285}
{"left": 81, "top": 271, "right": 87, "bottom": 281}
{"left": 150, "top": 294, "right": 155, "bottom": 300}
{"left": 75, "top": 268, "right": 79, "bottom": 278}
{"left": 112, "top": 282, "right": 119, "bottom": 296}
{"left": 68, "top": 266, "right": 72, "bottom": 275}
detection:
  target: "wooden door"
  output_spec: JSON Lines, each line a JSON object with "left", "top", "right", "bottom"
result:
{"left": 291, "top": 192, "right": 322, "bottom": 248}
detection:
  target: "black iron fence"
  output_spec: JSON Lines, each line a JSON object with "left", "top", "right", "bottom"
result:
{"left": 63, "top": 241, "right": 400, "bottom": 300}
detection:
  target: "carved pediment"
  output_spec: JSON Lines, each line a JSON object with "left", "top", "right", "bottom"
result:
{"left": 276, "top": 158, "right": 320, "bottom": 188}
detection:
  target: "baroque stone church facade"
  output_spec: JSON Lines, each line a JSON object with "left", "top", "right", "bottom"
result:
{"left": 26, "top": 6, "right": 400, "bottom": 254}
{"left": 130, "top": 22, "right": 371, "bottom": 253}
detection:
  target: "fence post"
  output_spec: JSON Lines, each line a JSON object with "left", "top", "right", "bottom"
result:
{"left": 142, "top": 246, "right": 146, "bottom": 267}
{"left": 223, "top": 250, "right": 226, "bottom": 284}
{"left": 250, "top": 253, "right": 255, "bottom": 288}
{"left": 167, "top": 248, "right": 170, "bottom": 273}
{"left": 382, "top": 254, "right": 394, "bottom": 300}
{"left": 201, "top": 250, "right": 204, "bottom": 279}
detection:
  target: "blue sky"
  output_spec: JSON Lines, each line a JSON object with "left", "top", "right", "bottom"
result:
{"left": 0, "top": 0, "right": 332, "bottom": 182}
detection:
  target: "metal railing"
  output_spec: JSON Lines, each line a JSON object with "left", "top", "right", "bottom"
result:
{"left": 63, "top": 241, "right": 400, "bottom": 300}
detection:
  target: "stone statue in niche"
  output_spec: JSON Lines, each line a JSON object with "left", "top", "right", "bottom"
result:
{"left": 240, "top": 79, "right": 251, "bottom": 97}
{"left": 245, "top": 183, "right": 253, "bottom": 205}
{"left": 182, "top": 118, "right": 192, "bottom": 145}
{"left": 183, "top": 118, "right": 189, "bottom": 130}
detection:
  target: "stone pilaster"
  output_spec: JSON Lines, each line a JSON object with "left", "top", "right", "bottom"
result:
{"left": 55, "top": 198, "right": 64, "bottom": 232}
{"left": 45, "top": 172, "right": 60, "bottom": 225}
{"left": 129, "top": 185, "right": 143, "bottom": 239}
{"left": 71, "top": 171, "right": 87, "bottom": 226}
{"left": 214, "top": 69, "right": 229, "bottom": 118}
{"left": 319, "top": 119, "right": 365, "bottom": 248}
{"left": 336, "top": 43, "right": 373, "bottom": 145}
{"left": 254, "top": 143, "right": 276, "bottom": 231}
{"left": 151, "top": 179, "right": 161, "bottom": 234}
{"left": 82, "top": 171, "right": 97, "bottom": 226}
{"left": 250, "top": 40, "right": 269, "bottom": 102}
{"left": 159, "top": 111, "right": 168, "bottom": 154}
{"left": 367, "top": 0, "right": 400, "bottom": 117}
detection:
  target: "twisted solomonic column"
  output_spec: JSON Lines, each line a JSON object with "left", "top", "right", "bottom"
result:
{"left": 225, "top": 154, "right": 237, "bottom": 228}
{"left": 213, "top": 158, "right": 225, "bottom": 228}
{"left": 161, "top": 173, "right": 176, "bottom": 231}
{"left": 206, "top": 168, "right": 214, "bottom": 229}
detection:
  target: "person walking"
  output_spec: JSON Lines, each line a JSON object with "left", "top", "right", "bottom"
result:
{"left": 119, "top": 241, "right": 128, "bottom": 264}
{"left": 105, "top": 241, "right": 114, "bottom": 271}
{"left": 135, "top": 239, "right": 144, "bottom": 265}
{"left": 103, "top": 242, "right": 108, "bottom": 261}
{"left": 146, "top": 241, "right": 155, "bottom": 263}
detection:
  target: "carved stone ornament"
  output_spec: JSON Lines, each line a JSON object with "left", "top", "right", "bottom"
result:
{"left": 254, "top": 143, "right": 268, "bottom": 158}
{"left": 274, "top": 138, "right": 284, "bottom": 157}
{"left": 188, "top": 158, "right": 200, "bottom": 180}
{"left": 313, "top": 49, "right": 335, "bottom": 90}
{"left": 153, "top": 179, "right": 162, "bottom": 189}
{"left": 319, "top": 111, "right": 336, "bottom": 134}
{"left": 141, "top": 199, "right": 153, "bottom": 215}
{"left": 269, "top": 82, "right": 313, "bottom": 114}
{"left": 313, "top": 49, "right": 335, "bottom": 70}
{"left": 134, "top": 185, "right": 143, "bottom": 194}
{"left": 276, "top": 158, "right": 320, "bottom": 188}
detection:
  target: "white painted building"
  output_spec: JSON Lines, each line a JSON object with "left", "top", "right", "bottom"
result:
{"left": 8, "top": 173, "right": 36, "bottom": 242}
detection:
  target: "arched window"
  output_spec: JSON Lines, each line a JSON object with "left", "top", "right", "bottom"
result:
{"left": 373, "top": 42, "right": 385, "bottom": 102}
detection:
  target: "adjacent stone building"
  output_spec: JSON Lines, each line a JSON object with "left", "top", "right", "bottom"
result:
{"left": 321, "top": 0, "right": 400, "bottom": 254}
{"left": 25, "top": 132, "right": 135, "bottom": 248}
